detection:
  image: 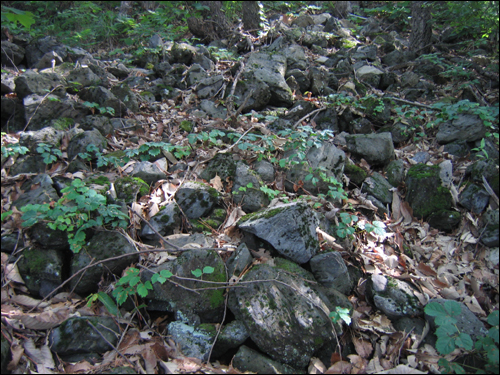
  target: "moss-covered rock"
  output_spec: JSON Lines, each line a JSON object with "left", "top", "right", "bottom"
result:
{"left": 405, "top": 164, "right": 453, "bottom": 220}
{"left": 114, "top": 176, "right": 149, "bottom": 202}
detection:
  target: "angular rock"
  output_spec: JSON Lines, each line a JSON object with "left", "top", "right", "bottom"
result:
{"left": 436, "top": 114, "right": 486, "bottom": 144}
{"left": 49, "top": 317, "right": 120, "bottom": 355}
{"left": 310, "top": 251, "right": 352, "bottom": 294}
{"left": 345, "top": 132, "right": 394, "bottom": 166}
{"left": 366, "top": 274, "right": 423, "bottom": 320}
{"left": 405, "top": 164, "right": 453, "bottom": 220}
{"left": 175, "top": 181, "right": 219, "bottom": 219}
{"left": 228, "top": 261, "right": 339, "bottom": 368}
{"left": 141, "top": 249, "right": 226, "bottom": 322}
{"left": 238, "top": 201, "right": 320, "bottom": 264}
{"left": 361, "top": 172, "right": 393, "bottom": 205}
{"left": 232, "top": 345, "right": 300, "bottom": 374}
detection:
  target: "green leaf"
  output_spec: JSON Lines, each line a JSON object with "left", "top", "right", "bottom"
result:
{"left": 129, "top": 276, "right": 141, "bottom": 287}
{"left": 436, "top": 335, "right": 456, "bottom": 355}
{"left": 455, "top": 332, "right": 473, "bottom": 350}
{"left": 488, "top": 310, "right": 499, "bottom": 327}
{"left": 203, "top": 266, "right": 214, "bottom": 274}
{"left": 137, "top": 281, "right": 153, "bottom": 297}
{"left": 425, "top": 302, "right": 447, "bottom": 317}
{"left": 191, "top": 269, "right": 203, "bottom": 278}
{"left": 443, "top": 300, "right": 462, "bottom": 316}
{"left": 160, "top": 270, "right": 173, "bottom": 279}
{"left": 97, "top": 292, "right": 119, "bottom": 316}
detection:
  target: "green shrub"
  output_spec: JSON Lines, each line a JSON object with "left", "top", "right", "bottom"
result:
{"left": 20, "top": 179, "right": 129, "bottom": 253}
{"left": 425, "top": 300, "right": 499, "bottom": 373}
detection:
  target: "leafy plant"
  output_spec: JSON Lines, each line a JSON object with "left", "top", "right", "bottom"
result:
{"left": 20, "top": 179, "right": 129, "bottom": 253}
{"left": 336, "top": 212, "right": 358, "bottom": 238}
{"left": 1, "top": 142, "right": 29, "bottom": 158}
{"left": 330, "top": 306, "right": 351, "bottom": 325}
{"left": 233, "top": 182, "right": 254, "bottom": 195}
{"left": 82, "top": 101, "right": 115, "bottom": 116}
{"left": 112, "top": 267, "right": 153, "bottom": 307}
{"left": 471, "top": 138, "right": 489, "bottom": 159}
{"left": 36, "top": 143, "right": 63, "bottom": 165}
{"left": 260, "top": 186, "right": 287, "bottom": 200}
{"left": 98, "top": 265, "right": 216, "bottom": 311}
{"left": 335, "top": 212, "right": 386, "bottom": 239}
{"left": 79, "top": 144, "right": 124, "bottom": 169}
{"left": 191, "top": 266, "right": 215, "bottom": 278}
{"left": 425, "top": 300, "right": 499, "bottom": 373}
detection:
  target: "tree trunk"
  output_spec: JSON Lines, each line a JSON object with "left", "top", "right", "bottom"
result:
{"left": 242, "top": 1, "right": 261, "bottom": 34}
{"left": 333, "top": 1, "right": 352, "bottom": 19}
{"left": 188, "top": 1, "right": 231, "bottom": 43}
{"left": 202, "top": 1, "right": 231, "bottom": 40}
{"left": 118, "top": 1, "right": 132, "bottom": 17}
{"left": 410, "top": 1, "right": 432, "bottom": 54}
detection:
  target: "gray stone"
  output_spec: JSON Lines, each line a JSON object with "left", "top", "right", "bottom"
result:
{"left": 228, "top": 261, "right": 339, "bottom": 368}
{"left": 232, "top": 345, "right": 300, "bottom": 374}
{"left": 238, "top": 201, "right": 320, "bottom": 264}
{"left": 385, "top": 160, "right": 405, "bottom": 187}
{"left": 459, "top": 184, "right": 490, "bottom": 214}
{"left": 168, "top": 321, "right": 212, "bottom": 362}
{"left": 49, "top": 317, "right": 120, "bottom": 355}
{"left": 436, "top": 114, "right": 486, "bottom": 144}
{"left": 366, "top": 274, "right": 423, "bottom": 320}
{"left": 345, "top": 132, "right": 394, "bottom": 166}
{"left": 310, "top": 251, "right": 352, "bottom": 294}
{"left": 175, "top": 181, "right": 219, "bottom": 219}
{"left": 361, "top": 172, "right": 393, "bottom": 205}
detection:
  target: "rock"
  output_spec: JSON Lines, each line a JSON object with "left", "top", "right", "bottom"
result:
{"left": 385, "top": 159, "right": 405, "bottom": 187}
{"left": 436, "top": 114, "right": 486, "bottom": 144}
{"left": 70, "top": 231, "right": 138, "bottom": 295}
{"left": 140, "top": 202, "right": 181, "bottom": 240}
{"left": 167, "top": 321, "right": 213, "bottom": 362}
{"left": 228, "top": 260, "right": 340, "bottom": 369}
{"left": 253, "top": 160, "right": 275, "bottom": 182}
{"left": 345, "top": 132, "right": 394, "bottom": 166}
{"left": 200, "top": 153, "right": 236, "bottom": 182}
{"left": 175, "top": 181, "right": 219, "bottom": 219}
{"left": 361, "top": 172, "right": 393, "bottom": 205}
{"left": 142, "top": 249, "right": 226, "bottom": 322}
{"left": 427, "top": 210, "right": 461, "bottom": 232}
{"left": 459, "top": 184, "right": 490, "bottom": 214}
{"left": 310, "top": 251, "right": 352, "bottom": 294}
{"left": 238, "top": 201, "right": 320, "bottom": 264}
{"left": 344, "top": 164, "right": 368, "bottom": 186}
{"left": 67, "top": 129, "right": 107, "bottom": 161}
{"left": 16, "top": 247, "right": 63, "bottom": 298}
{"left": 366, "top": 274, "right": 423, "bottom": 320}
{"left": 405, "top": 164, "right": 453, "bottom": 220}
{"left": 284, "top": 141, "right": 346, "bottom": 194}
{"left": 355, "top": 65, "right": 383, "bottom": 87}
{"left": 232, "top": 345, "right": 301, "bottom": 374}
{"left": 211, "top": 320, "right": 250, "bottom": 358}
{"left": 481, "top": 209, "right": 499, "bottom": 247}
{"left": 49, "top": 317, "right": 120, "bottom": 356}
{"left": 232, "top": 162, "right": 269, "bottom": 213}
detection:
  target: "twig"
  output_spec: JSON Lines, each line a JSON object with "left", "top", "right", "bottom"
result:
{"left": 131, "top": 210, "right": 181, "bottom": 250}
{"left": 23, "top": 85, "right": 64, "bottom": 132}
{"left": 29, "top": 246, "right": 233, "bottom": 312}
{"left": 218, "top": 124, "right": 256, "bottom": 154}
{"left": 383, "top": 96, "right": 433, "bottom": 109}
{"left": 86, "top": 321, "right": 135, "bottom": 367}
{"left": 292, "top": 106, "right": 327, "bottom": 128}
